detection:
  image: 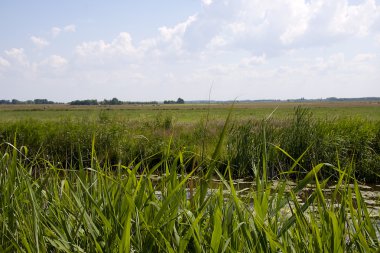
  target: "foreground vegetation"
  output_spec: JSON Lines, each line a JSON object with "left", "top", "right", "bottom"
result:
{"left": 0, "top": 103, "right": 379, "bottom": 252}
{"left": 0, "top": 132, "right": 379, "bottom": 252}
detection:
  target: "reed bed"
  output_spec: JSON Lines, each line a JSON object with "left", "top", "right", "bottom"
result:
{"left": 0, "top": 128, "right": 379, "bottom": 252}
{"left": 1, "top": 107, "right": 379, "bottom": 182}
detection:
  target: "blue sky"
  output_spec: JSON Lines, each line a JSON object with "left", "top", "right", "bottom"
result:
{"left": 1, "top": 0, "right": 379, "bottom": 102}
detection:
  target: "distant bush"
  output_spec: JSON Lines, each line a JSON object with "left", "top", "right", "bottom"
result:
{"left": 69, "top": 99, "right": 99, "bottom": 105}
{"left": 164, "top": 97, "right": 185, "bottom": 104}
{"left": 100, "top": 98, "right": 122, "bottom": 105}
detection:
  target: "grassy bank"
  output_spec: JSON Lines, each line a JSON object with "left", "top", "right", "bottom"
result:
{"left": 0, "top": 106, "right": 379, "bottom": 182}
{"left": 0, "top": 140, "right": 379, "bottom": 252}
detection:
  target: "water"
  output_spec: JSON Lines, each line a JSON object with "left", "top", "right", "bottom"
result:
{"left": 145, "top": 175, "right": 380, "bottom": 218}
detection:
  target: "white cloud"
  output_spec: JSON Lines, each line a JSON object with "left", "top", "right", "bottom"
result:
{"left": 305, "top": 53, "right": 346, "bottom": 73}
{"left": 36, "top": 55, "right": 68, "bottom": 77}
{"left": 202, "top": 0, "right": 213, "bottom": 6}
{"left": 158, "top": 15, "right": 197, "bottom": 52}
{"left": 329, "top": 0, "right": 379, "bottom": 36}
{"left": 30, "top": 36, "right": 49, "bottom": 48}
{"left": 51, "top": 24, "right": 76, "bottom": 37}
{"left": 76, "top": 32, "right": 137, "bottom": 61}
{"left": 241, "top": 54, "right": 266, "bottom": 66}
{"left": 206, "top": 35, "right": 227, "bottom": 49}
{"left": 279, "top": 0, "right": 316, "bottom": 44}
{"left": 73, "top": 0, "right": 380, "bottom": 66}
{"left": 63, "top": 24, "right": 76, "bottom": 33}
{"left": 40, "top": 55, "right": 68, "bottom": 69}
{"left": 51, "top": 27, "right": 61, "bottom": 37}
{"left": 179, "top": 0, "right": 380, "bottom": 55}
{"left": 353, "top": 53, "right": 376, "bottom": 62}
{"left": 0, "top": 57, "right": 10, "bottom": 68}
{"left": 2, "top": 49, "right": 68, "bottom": 77}
{"left": 228, "top": 22, "right": 247, "bottom": 35}
{"left": 376, "top": 34, "right": 380, "bottom": 44}
{"left": 5, "top": 48, "right": 29, "bottom": 66}
{"left": 110, "top": 32, "right": 136, "bottom": 55}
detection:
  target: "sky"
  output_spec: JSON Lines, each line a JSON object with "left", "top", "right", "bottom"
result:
{"left": 0, "top": 0, "right": 380, "bottom": 102}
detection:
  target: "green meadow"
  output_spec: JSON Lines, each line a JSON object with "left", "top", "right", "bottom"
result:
{"left": 1, "top": 101, "right": 380, "bottom": 122}
{"left": 0, "top": 102, "right": 379, "bottom": 180}
{"left": 0, "top": 101, "right": 379, "bottom": 252}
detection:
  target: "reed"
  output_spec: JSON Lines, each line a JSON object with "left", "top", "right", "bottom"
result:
{"left": 0, "top": 133, "right": 379, "bottom": 252}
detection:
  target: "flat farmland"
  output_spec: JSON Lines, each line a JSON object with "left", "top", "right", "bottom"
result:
{"left": 1, "top": 100, "right": 379, "bottom": 122}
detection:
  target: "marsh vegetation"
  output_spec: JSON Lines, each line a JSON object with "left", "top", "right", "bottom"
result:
{"left": 0, "top": 102, "right": 379, "bottom": 252}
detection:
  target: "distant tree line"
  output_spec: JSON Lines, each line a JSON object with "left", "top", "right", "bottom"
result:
{"left": 69, "top": 99, "right": 99, "bottom": 105}
{"left": 286, "top": 97, "right": 380, "bottom": 102}
{"left": 124, "top": 101, "right": 159, "bottom": 105}
{"left": 0, "top": 99, "right": 55, "bottom": 104}
{"left": 70, "top": 98, "right": 184, "bottom": 105}
{"left": 69, "top": 98, "right": 160, "bottom": 105}
{"left": 34, "top": 99, "right": 55, "bottom": 104}
{"left": 164, "top": 98, "right": 185, "bottom": 104}
{"left": 2, "top": 97, "right": 380, "bottom": 105}
{"left": 100, "top": 98, "right": 123, "bottom": 105}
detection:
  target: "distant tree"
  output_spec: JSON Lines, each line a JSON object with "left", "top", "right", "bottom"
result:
{"left": 163, "top": 98, "right": 185, "bottom": 104}
{"left": 101, "top": 98, "right": 123, "bottom": 105}
{"left": 11, "top": 99, "right": 20, "bottom": 104}
{"left": 0, "top": 100, "right": 11, "bottom": 104}
{"left": 70, "top": 99, "right": 98, "bottom": 105}
{"left": 125, "top": 101, "right": 158, "bottom": 105}
{"left": 34, "top": 99, "right": 54, "bottom": 104}
{"left": 110, "top": 97, "right": 122, "bottom": 105}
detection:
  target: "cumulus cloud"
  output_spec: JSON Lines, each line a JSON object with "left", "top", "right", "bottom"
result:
{"left": 30, "top": 36, "right": 49, "bottom": 48}
{"left": 0, "top": 57, "right": 10, "bottom": 68}
{"left": 51, "top": 24, "right": 76, "bottom": 37}
{"left": 180, "top": 0, "right": 380, "bottom": 55}
{"left": 0, "top": 57, "right": 10, "bottom": 77}
{"left": 5, "top": 48, "right": 29, "bottom": 66}
{"left": 158, "top": 15, "right": 197, "bottom": 53}
{"left": 51, "top": 27, "right": 61, "bottom": 37}
{"left": 159, "top": 15, "right": 197, "bottom": 42}
{"left": 329, "top": 0, "right": 379, "bottom": 36}
{"left": 63, "top": 24, "right": 76, "bottom": 33}
{"left": 75, "top": 17, "right": 197, "bottom": 64}
{"left": 35, "top": 55, "right": 69, "bottom": 77}
{"left": 72, "top": 0, "right": 379, "bottom": 65}
{"left": 241, "top": 54, "right": 266, "bottom": 66}
{"left": 1, "top": 48, "right": 69, "bottom": 78}
{"left": 202, "top": 0, "right": 213, "bottom": 6}
{"left": 376, "top": 34, "right": 380, "bottom": 44}
{"left": 40, "top": 55, "right": 68, "bottom": 69}
{"left": 76, "top": 32, "right": 136, "bottom": 58}
{"left": 353, "top": 53, "right": 376, "bottom": 62}
{"left": 206, "top": 35, "right": 227, "bottom": 49}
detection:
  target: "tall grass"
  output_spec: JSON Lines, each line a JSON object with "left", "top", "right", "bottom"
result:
{"left": 0, "top": 107, "right": 379, "bottom": 181}
{"left": 1, "top": 131, "right": 379, "bottom": 252}
{"left": 227, "top": 107, "right": 380, "bottom": 182}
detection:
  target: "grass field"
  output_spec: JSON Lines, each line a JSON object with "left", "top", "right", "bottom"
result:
{"left": 0, "top": 101, "right": 380, "bottom": 251}
{"left": 0, "top": 101, "right": 379, "bottom": 181}
{"left": 1, "top": 101, "right": 380, "bottom": 122}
